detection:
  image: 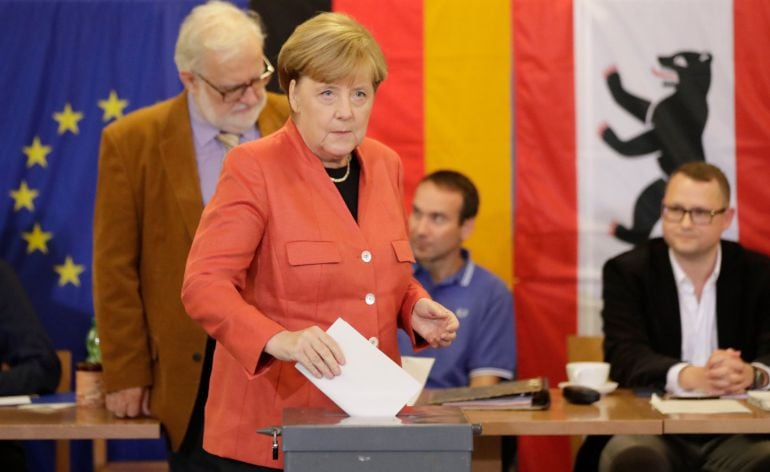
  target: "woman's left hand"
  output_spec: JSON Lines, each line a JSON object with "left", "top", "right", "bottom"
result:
{"left": 411, "top": 298, "right": 459, "bottom": 348}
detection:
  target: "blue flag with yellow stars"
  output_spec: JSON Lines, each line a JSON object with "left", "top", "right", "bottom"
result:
{"left": 0, "top": 0, "right": 242, "bottom": 469}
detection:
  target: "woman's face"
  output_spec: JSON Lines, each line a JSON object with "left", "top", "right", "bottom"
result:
{"left": 289, "top": 72, "right": 375, "bottom": 165}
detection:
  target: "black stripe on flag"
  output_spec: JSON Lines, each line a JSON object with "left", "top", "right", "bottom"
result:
{"left": 250, "top": 0, "right": 332, "bottom": 93}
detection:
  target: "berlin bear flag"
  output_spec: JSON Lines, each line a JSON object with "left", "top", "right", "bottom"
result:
{"left": 575, "top": 0, "right": 740, "bottom": 335}
{"left": 515, "top": 0, "right": 770, "bottom": 470}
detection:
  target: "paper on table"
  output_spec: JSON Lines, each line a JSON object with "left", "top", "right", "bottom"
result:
{"left": 401, "top": 356, "right": 435, "bottom": 406}
{"left": 747, "top": 391, "right": 770, "bottom": 410}
{"left": 650, "top": 394, "right": 751, "bottom": 414}
{"left": 17, "top": 403, "right": 73, "bottom": 412}
{"left": 295, "top": 318, "right": 421, "bottom": 417}
{"left": 0, "top": 395, "right": 32, "bottom": 407}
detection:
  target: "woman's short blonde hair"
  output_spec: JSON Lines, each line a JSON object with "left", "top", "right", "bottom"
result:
{"left": 277, "top": 12, "right": 387, "bottom": 92}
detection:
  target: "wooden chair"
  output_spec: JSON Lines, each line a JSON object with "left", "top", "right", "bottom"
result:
{"left": 92, "top": 422, "right": 169, "bottom": 471}
{"left": 566, "top": 336, "right": 604, "bottom": 466}
{"left": 91, "top": 391, "right": 168, "bottom": 471}
{"left": 94, "top": 438, "right": 169, "bottom": 471}
{"left": 55, "top": 350, "right": 72, "bottom": 472}
{"left": 567, "top": 335, "right": 604, "bottom": 364}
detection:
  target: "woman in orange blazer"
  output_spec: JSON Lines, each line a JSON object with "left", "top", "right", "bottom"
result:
{"left": 182, "top": 13, "right": 459, "bottom": 471}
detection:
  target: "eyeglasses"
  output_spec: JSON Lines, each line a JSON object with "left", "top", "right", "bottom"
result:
{"left": 196, "top": 56, "right": 274, "bottom": 103}
{"left": 661, "top": 204, "right": 727, "bottom": 225}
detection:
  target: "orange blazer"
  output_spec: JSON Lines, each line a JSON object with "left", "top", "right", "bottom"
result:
{"left": 93, "top": 92, "right": 289, "bottom": 449}
{"left": 182, "top": 119, "right": 428, "bottom": 467}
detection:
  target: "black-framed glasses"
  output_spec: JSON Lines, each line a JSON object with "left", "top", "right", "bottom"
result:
{"left": 196, "top": 56, "right": 274, "bottom": 103}
{"left": 661, "top": 204, "right": 727, "bottom": 225}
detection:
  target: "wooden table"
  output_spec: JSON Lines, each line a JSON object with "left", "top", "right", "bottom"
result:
{"left": 5, "top": 389, "right": 769, "bottom": 471}
{"left": 463, "top": 388, "right": 663, "bottom": 436}
{"left": 0, "top": 403, "right": 160, "bottom": 440}
{"left": 462, "top": 388, "right": 663, "bottom": 471}
{"left": 461, "top": 388, "right": 770, "bottom": 436}
{"left": 462, "top": 388, "right": 770, "bottom": 471}
{"left": 662, "top": 401, "right": 770, "bottom": 434}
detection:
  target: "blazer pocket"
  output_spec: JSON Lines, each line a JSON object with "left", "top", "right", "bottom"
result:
{"left": 286, "top": 241, "right": 342, "bottom": 266}
{"left": 391, "top": 240, "right": 416, "bottom": 263}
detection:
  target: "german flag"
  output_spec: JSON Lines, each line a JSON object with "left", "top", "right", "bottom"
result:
{"left": 253, "top": 0, "right": 514, "bottom": 288}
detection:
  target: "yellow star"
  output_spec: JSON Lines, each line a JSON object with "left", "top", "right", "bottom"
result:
{"left": 52, "top": 102, "right": 84, "bottom": 135}
{"left": 22, "top": 136, "right": 52, "bottom": 168}
{"left": 9, "top": 180, "right": 39, "bottom": 212}
{"left": 22, "top": 223, "right": 53, "bottom": 254}
{"left": 98, "top": 90, "right": 129, "bottom": 122}
{"left": 54, "top": 256, "right": 86, "bottom": 287}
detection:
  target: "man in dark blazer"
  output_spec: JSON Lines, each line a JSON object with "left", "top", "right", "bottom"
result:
{"left": 0, "top": 260, "right": 61, "bottom": 472}
{"left": 92, "top": 1, "right": 289, "bottom": 469}
{"left": 596, "top": 162, "right": 770, "bottom": 471}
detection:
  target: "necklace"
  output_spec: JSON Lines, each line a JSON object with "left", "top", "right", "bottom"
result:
{"left": 329, "top": 156, "right": 351, "bottom": 183}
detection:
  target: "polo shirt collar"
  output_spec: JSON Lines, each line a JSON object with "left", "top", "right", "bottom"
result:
{"left": 415, "top": 249, "right": 475, "bottom": 288}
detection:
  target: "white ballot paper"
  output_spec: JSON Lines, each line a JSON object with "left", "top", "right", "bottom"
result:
{"left": 650, "top": 394, "right": 751, "bottom": 414}
{"left": 401, "top": 356, "right": 435, "bottom": 406}
{"left": 295, "top": 318, "right": 421, "bottom": 417}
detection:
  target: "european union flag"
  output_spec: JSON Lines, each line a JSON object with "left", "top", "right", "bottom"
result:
{"left": 0, "top": 0, "right": 244, "bottom": 469}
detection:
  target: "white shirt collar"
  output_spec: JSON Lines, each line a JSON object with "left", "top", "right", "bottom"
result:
{"left": 668, "top": 245, "right": 722, "bottom": 288}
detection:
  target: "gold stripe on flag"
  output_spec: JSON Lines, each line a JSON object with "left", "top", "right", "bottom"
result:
{"left": 424, "top": 0, "right": 513, "bottom": 285}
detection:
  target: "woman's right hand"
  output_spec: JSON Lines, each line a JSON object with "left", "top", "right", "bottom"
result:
{"left": 265, "top": 327, "right": 345, "bottom": 379}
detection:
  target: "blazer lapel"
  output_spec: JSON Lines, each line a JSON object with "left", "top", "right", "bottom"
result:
{"left": 716, "top": 242, "right": 737, "bottom": 348}
{"left": 653, "top": 241, "right": 684, "bottom": 358}
{"left": 159, "top": 93, "right": 204, "bottom": 239}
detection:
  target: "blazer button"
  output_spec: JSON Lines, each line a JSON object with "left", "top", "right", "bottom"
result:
{"left": 368, "top": 337, "right": 379, "bottom": 348}
{"left": 365, "top": 293, "right": 376, "bottom": 305}
{"left": 192, "top": 352, "right": 203, "bottom": 362}
{"left": 361, "top": 250, "right": 372, "bottom": 263}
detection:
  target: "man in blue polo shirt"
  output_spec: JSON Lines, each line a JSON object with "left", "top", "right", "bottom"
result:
{"left": 398, "top": 170, "right": 516, "bottom": 388}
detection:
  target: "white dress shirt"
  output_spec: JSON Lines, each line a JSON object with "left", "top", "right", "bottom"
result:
{"left": 666, "top": 247, "right": 770, "bottom": 394}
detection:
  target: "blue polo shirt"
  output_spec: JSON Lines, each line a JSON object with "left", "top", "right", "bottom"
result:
{"left": 398, "top": 250, "right": 516, "bottom": 388}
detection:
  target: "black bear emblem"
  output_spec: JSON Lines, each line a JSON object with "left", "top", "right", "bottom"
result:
{"left": 599, "top": 50, "right": 712, "bottom": 244}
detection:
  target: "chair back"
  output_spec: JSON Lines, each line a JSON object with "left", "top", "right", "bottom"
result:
{"left": 55, "top": 350, "right": 72, "bottom": 392}
{"left": 567, "top": 335, "right": 604, "bottom": 363}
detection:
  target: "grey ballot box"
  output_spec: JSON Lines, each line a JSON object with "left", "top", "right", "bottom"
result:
{"left": 281, "top": 406, "right": 474, "bottom": 472}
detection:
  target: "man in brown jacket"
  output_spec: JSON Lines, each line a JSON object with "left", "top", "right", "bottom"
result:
{"left": 92, "top": 1, "right": 289, "bottom": 469}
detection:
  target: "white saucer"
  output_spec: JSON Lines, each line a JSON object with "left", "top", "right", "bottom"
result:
{"left": 558, "top": 381, "right": 618, "bottom": 395}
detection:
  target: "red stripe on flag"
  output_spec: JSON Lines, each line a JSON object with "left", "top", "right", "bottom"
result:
{"left": 513, "top": 0, "right": 576, "bottom": 470}
{"left": 735, "top": 0, "right": 770, "bottom": 254}
{"left": 333, "top": 0, "right": 425, "bottom": 205}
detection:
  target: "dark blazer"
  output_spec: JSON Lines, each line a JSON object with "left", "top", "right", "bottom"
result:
{"left": 602, "top": 237, "right": 770, "bottom": 390}
{"left": 0, "top": 260, "right": 61, "bottom": 396}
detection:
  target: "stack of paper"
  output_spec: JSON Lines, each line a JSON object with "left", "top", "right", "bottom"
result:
{"left": 429, "top": 377, "right": 551, "bottom": 410}
{"left": 441, "top": 395, "right": 536, "bottom": 409}
{"left": 0, "top": 395, "right": 32, "bottom": 407}
{"left": 747, "top": 391, "right": 770, "bottom": 410}
{"left": 650, "top": 394, "right": 751, "bottom": 414}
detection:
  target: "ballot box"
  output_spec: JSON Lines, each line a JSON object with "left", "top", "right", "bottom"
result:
{"left": 281, "top": 406, "right": 474, "bottom": 472}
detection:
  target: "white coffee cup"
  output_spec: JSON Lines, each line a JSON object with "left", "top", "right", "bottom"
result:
{"left": 566, "top": 362, "right": 610, "bottom": 388}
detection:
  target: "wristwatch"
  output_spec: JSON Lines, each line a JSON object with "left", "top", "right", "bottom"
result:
{"left": 751, "top": 366, "right": 769, "bottom": 390}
